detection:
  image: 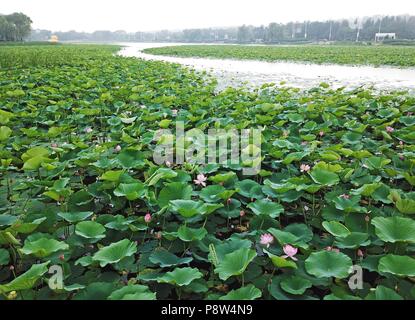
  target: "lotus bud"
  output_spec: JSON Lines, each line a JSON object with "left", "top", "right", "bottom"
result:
{"left": 144, "top": 213, "right": 152, "bottom": 223}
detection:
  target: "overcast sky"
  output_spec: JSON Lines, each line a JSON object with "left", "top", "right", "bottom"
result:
{"left": 3, "top": 0, "right": 415, "bottom": 32}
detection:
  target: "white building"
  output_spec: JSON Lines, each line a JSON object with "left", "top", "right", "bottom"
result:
{"left": 375, "top": 33, "right": 396, "bottom": 42}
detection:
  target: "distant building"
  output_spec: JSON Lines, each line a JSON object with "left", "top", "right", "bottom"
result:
{"left": 375, "top": 33, "right": 396, "bottom": 42}
{"left": 49, "top": 35, "right": 59, "bottom": 43}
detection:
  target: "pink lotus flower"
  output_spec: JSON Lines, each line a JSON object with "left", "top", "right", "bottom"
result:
{"left": 194, "top": 174, "right": 207, "bottom": 187}
{"left": 172, "top": 109, "right": 178, "bottom": 116}
{"left": 282, "top": 244, "right": 298, "bottom": 261}
{"left": 357, "top": 249, "right": 364, "bottom": 258}
{"left": 114, "top": 145, "right": 122, "bottom": 153}
{"left": 260, "top": 233, "right": 274, "bottom": 247}
{"left": 51, "top": 143, "right": 58, "bottom": 148}
{"left": 386, "top": 126, "right": 394, "bottom": 133}
{"left": 239, "top": 210, "right": 246, "bottom": 217}
{"left": 340, "top": 194, "right": 350, "bottom": 199}
{"left": 85, "top": 127, "right": 93, "bottom": 134}
{"left": 319, "top": 131, "right": 325, "bottom": 137}
{"left": 144, "top": 213, "right": 152, "bottom": 223}
{"left": 300, "top": 164, "right": 311, "bottom": 173}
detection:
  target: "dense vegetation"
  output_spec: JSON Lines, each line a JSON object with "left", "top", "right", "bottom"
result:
{"left": 0, "top": 13, "right": 32, "bottom": 42}
{"left": 1, "top": 44, "right": 415, "bottom": 300}
{"left": 144, "top": 45, "right": 415, "bottom": 67}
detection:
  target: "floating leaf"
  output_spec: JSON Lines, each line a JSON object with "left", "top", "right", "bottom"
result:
{"left": 108, "top": 285, "right": 156, "bottom": 300}
{"left": 378, "top": 254, "right": 415, "bottom": 277}
{"left": 247, "top": 199, "right": 284, "bottom": 218}
{"left": 157, "top": 267, "right": 203, "bottom": 286}
{"left": 149, "top": 249, "right": 193, "bottom": 267}
{"left": 20, "top": 238, "right": 69, "bottom": 258}
{"left": 92, "top": 239, "right": 137, "bottom": 267}
{"left": 305, "top": 251, "right": 352, "bottom": 279}
{"left": 372, "top": 216, "right": 415, "bottom": 243}
{"left": 219, "top": 284, "right": 262, "bottom": 300}
{"left": 280, "top": 276, "right": 312, "bottom": 295}
{"left": 214, "top": 248, "right": 256, "bottom": 281}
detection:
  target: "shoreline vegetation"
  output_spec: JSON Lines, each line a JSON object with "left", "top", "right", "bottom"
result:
{"left": 144, "top": 44, "right": 415, "bottom": 68}
{"left": 1, "top": 44, "right": 415, "bottom": 300}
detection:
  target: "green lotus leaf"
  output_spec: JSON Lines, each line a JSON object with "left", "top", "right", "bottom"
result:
{"left": 263, "top": 180, "right": 297, "bottom": 194}
{"left": 0, "top": 126, "right": 12, "bottom": 141}
{"left": 209, "top": 238, "right": 252, "bottom": 263}
{"left": 378, "top": 254, "right": 415, "bottom": 277}
{"left": 0, "top": 214, "right": 18, "bottom": 226}
{"left": 219, "top": 284, "right": 262, "bottom": 300}
{"left": 145, "top": 168, "right": 178, "bottom": 186}
{"left": 8, "top": 217, "right": 47, "bottom": 235}
{"left": 58, "top": 211, "right": 94, "bottom": 223}
{"left": 149, "top": 249, "right": 193, "bottom": 267}
{"left": 268, "top": 224, "right": 311, "bottom": 249}
{"left": 235, "top": 179, "right": 264, "bottom": 199}
{"left": 21, "top": 146, "right": 49, "bottom": 162}
{"left": 157, "top": 267, "right": 203, "bottom": 286}
{"left": 177, "top": 225, "right": 207, "bottom": 242}
{"left": 21, "top": 146, "right": 52, "bottom": 170}
{"left": 108, "top": 285, "right": 156, "bottom": 300}
{"left": 265, "top": 251, "right": 297, "bottom": 269}
{"left": 20, "top": 238, "right": 69, "bottom": 258}
{"left": 368, "top": 285, "right": 404, "bottom": 300}
{"left": 363, "top": 156, "right": 391, "bottom": 170}
{"left": 116, "top": 150, "right": 145, "bottom": 169}
{"left": 75, "top": 221, "right": 106, "bottom": 240}
{"left": 100, "top": 170, "right": 124, "bottom": 182}
{"left": 322, "top": 221, "right": 351, "bottom": 238}
{"left": 305, "top": 251, "right": 352, "bottom": 279}
{"left": 157, "top": 182, "right": 192, "bottom": 207}
{"left": 395, "top": 198, "right": 415, "bottom": 215}
{"left": 114, "top": 182, "right": 145, "bottom": 200}
{"left": 333, "top": 195, "right": 367, "bottom": 213}
{"left": 333, "top": 232, "right": 370, "bottom": 249}
{"left": 309, "top": 168, "right": 339, "bottom": 186}
{"left": 170, "top": 199, "right": 205, "bottom": 218}
{"left": 247, "top": 199, "right": 284, "bottom": 218}
{"left": 280, "top": 276, "right": 312, "bottom": 295}
{"left": 372, "top": 216, "right": 415, "bottom": 243}
{"left": 351, "top": 183, "right": 381, "bottom": 197}
{"left": 209, "top": 172, "right": 237, "bottom": 184}
{"left": 199, "top": 185, "right": 226, "bottom": 203}
{"left": 0, "top": 262, "right": 49, "bottom": 293}
{"left": 92, "top": 239, "right": 137, "bottom": 267}
{"left": 341, "top": 132, "right": 362, "bottom": 145}
{"left": 214, "top": 247, "right": 257, "bottom": 281}
{"left": 0, "top": 248, "right": 10, "bottom": 265}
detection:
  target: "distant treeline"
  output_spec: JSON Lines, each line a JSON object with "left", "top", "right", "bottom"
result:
{"left": 0, "top": 12, "right": 32, "bottom": 41}
{"left": 28, "top": 14, "right": 415, "bottom": 44}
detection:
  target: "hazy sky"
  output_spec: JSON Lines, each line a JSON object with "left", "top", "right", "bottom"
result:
{"left": 3, "top": 0, "right": 415, "bottom": 32}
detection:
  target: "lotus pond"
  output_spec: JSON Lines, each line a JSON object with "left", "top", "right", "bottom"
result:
{"left": 1, "top": 44, "right": 415, "bottom": 300}
{"left": 144, "top": 45, "right": 415, "bottom": 68}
